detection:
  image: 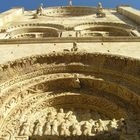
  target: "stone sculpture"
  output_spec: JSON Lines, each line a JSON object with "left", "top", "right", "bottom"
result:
{"left": 19, "top": 121, "right": 30, "bottom": 136}
{"left": 52, "top": 119, "right": 59, "bottom": 135}
{"left": 36, "top": 3, "right": 44, "bottom": 15}
{"left": 56, "top": 108, "right": 65, "bottom": 124}
{"left": 71, "top": 42, "right": 78, "bottom": 52}
{"left": 17, "top": 108, "right": 126, "bottom": 138}
{"left": 44, "top": 122, "right": 51, "bottom": 135}
{"left": 68, "top": 0, "right": 72, "bottom": 6}
{"left": 98, "top": 2, "right": 103, "bottom": 9}
{"left": 98, "top": 119, "right": 105, "bottom": 132}
{"left": 33, "top": 120, "right": 42, "bottom": 136}
{"left": 96, "top": 2, "right": 106, "bottom": 18}
{"left": 46, "top": 111, "right": 56, "bottom": 123}
{"left": 83, "top": 119, "right": 94, "bottom": 136}
{"left": 72, "top": 74, "right": 81, "bottom": 88}
{"left": 66, "top": 111, "right": 77, "bottom": 124}
{"left": 60, "top": 119, "right": 70, "bottom": 136}
{"left": 107, "top": 118, "right": 118, "bottom": 134}
{"left": 72, "top": 122, "right": 82, "bottom": 136}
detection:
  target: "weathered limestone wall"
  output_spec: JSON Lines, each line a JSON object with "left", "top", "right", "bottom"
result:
{"left": 0, "top": 8, "right": 24, "bottom": 27}
{"left": 117, "top": 6, "right": 140, "bottom": 25}
{"left": 0, "top": 42, "right": 140, "bottom": 64}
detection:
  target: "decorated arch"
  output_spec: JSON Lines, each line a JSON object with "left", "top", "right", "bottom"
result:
{"left": 0, "top": 52, "right": 140, "bottom": 140}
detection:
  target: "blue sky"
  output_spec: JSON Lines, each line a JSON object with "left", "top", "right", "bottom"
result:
{"left": 0, "top": 0, "right": 140, "bottom": 12}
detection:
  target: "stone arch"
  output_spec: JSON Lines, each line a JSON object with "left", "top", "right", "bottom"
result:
{"left": 44, "top": 6, "right": 97, "bottom": 17}
{"left": 0, "top": 52, "right": 140, "bottom": 139}
{"left": 6, "top": 23, "right": 65, "bottom": 32}
{"left": 7, "top": 27, "right": 59, "bottom": 39}
{"left": 74, "top": 22, "right": 135, "bottom": 37}
{"left": 4, "top": 23, "right": 65, "bottom": 39}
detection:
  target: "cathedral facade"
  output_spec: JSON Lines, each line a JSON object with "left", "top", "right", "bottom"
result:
{"left": 0, "top": 2, "right": 140, "bottom": 140}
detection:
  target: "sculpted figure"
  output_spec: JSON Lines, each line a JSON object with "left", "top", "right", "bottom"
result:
{"left": 71, "top": 42, "right": 78, "bottom": 52}
{"left": 46, "top": 111, "right": 56, "bottom": 123}
{"left": 66, "top": 111, "right": 77, "bottom": 124}
{"left": 44, "top": 122, "right": 51, "bottom": 135}
{"left": 96, "top": 2, "right": 105, "bottom": 17}
{"left": 72, "top": 122, "right": 82, "bottom": 136}
{"left": 107, "top": 118, "right": 118, "bottom": 134}
{"left": 69, "top": 0, "right": 72, "bottom": 6}
{"left": 57, "top": 108, "right": 65, "bottom": 124}
{"left": 52, "top": 119, "right": 59, "bottom": 135}
{"left": 93, "top": 121, "right": 99, "bottom": 134}
{"left": 72, "top": 74, "right": 81, "bottom": 88}
{"left": 97, "top": 119, "right": 105, "bottom": 133}
{"left": 19, "top": 121, "right": 30, "bottom": 136}
{"left": 98, "top": 119, "right": 105, "bottom": 131}
{"left": 60, "top": 119, "right": 70, "bottom": 136}
{"left": 98, "top": 2, "right": 103, "bottom": 9}
{"left": 33, "top": 120, "right": 42, "bottom": 136}
{"left": 83, "top": 119, "right": 94, "bottom": 136}
{"left": 36, "top": 3, "right": 44, "bottom": 15}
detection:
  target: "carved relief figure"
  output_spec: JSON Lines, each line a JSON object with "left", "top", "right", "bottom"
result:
{"left": 44, "top": 122, "right": 51, "bottom": 135}
{"left": 72, "top": 74, "right": 81, "bottom": 88}
{"left": 19, "top": 121, "right": 30, "bottom": 136}
{"left": 52, "top": 119, "right": 59, "bottom": 135}
{"left": 83, "top": 119, "right": 94, "bottom": 136}
{"left": 60, "top": 119, "right": 70, "bottom": 136}
{"left": 72, "top": 122, "right": 82, "bottom": 136}
{"left": 33, "top": 120, "right": 42, "bottom": 136}
{"left": 57, "top": 108, "right": 65, "bottom": 124}
{"left": 71, "top": 42, "right": 78, "bottom": 52}
{"left": 16, "top": 108, "right": 127, "bottom": 138}
{"left": 96, "top": 119, "right": 105, "bottom": 133}
{"left": 66, "top": 111, "right": 77, "bottom": 124}
{"left": 46, "top": 111, "right": 56, "bottom": 123}
{"left": 93, "top": 121, "right": 99, "bottom": 134}
{"left": 107, "top": 118, "right": 118, "bottom": 134}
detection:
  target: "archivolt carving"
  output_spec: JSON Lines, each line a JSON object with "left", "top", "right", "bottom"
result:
{"left": 0, "top": 91, "right": 139, "bottom": 139}
{"left": 74, "top": 22, "right": 134, "bottom": 30}
{"left": 6, "top": 27, "right": 60, "bottom": 39}
{"left": 17, "top": 108, "right": 126, "bottom": 137}
{"left": 0, "top": 52, "right": 139, "bottom": 139}
{"left": 0, "top": 92, "right": 128, "bottom": 137}
{"left": 0, "top": 52, "right": 139, "bottom": 83}
{"left": 0, "top": 74, "right": 139, "bottom": 126}
{"left": 0, "top": 73, "right": 139, "bottom": 117}
{"left": 5, "top": 23, "right": 65, "bottom": 32}
{"left": 73, "top": 22, "right": 137, "bottom": 37}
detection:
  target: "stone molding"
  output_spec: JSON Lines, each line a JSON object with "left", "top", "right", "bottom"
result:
{"left": 0, "top": 37, "right": 140, "bottom": 44}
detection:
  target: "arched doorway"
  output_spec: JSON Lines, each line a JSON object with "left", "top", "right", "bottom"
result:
{"left": 0, "top": 52, "right": 139, "bottom": 140}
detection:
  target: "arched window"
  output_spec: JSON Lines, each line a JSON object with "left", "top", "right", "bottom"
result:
{"left": 74, "top": 23, "right": 134, "bottom": 37}
{"left": 8, "top": 27, "right": 59, "bottom": 39}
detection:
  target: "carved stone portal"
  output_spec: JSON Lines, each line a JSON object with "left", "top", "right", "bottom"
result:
{"left": 0, "top": 107, "right": 129, "bottom": 140}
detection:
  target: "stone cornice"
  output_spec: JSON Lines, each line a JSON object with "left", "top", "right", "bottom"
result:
{"left": 0, "top": 37, "right": 140, "bottom": 44}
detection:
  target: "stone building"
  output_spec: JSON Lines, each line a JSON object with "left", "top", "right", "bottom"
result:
{"left": 0, "top": 2, "right": 140, "bottom": 140}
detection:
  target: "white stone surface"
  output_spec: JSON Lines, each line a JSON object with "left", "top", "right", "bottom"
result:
{"left": 0, "top": 42, "right": 139, "bottom": 64}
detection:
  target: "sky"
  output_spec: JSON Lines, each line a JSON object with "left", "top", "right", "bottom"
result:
{"left": 0, "top": 0, "right": 140, "bottom": 13}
